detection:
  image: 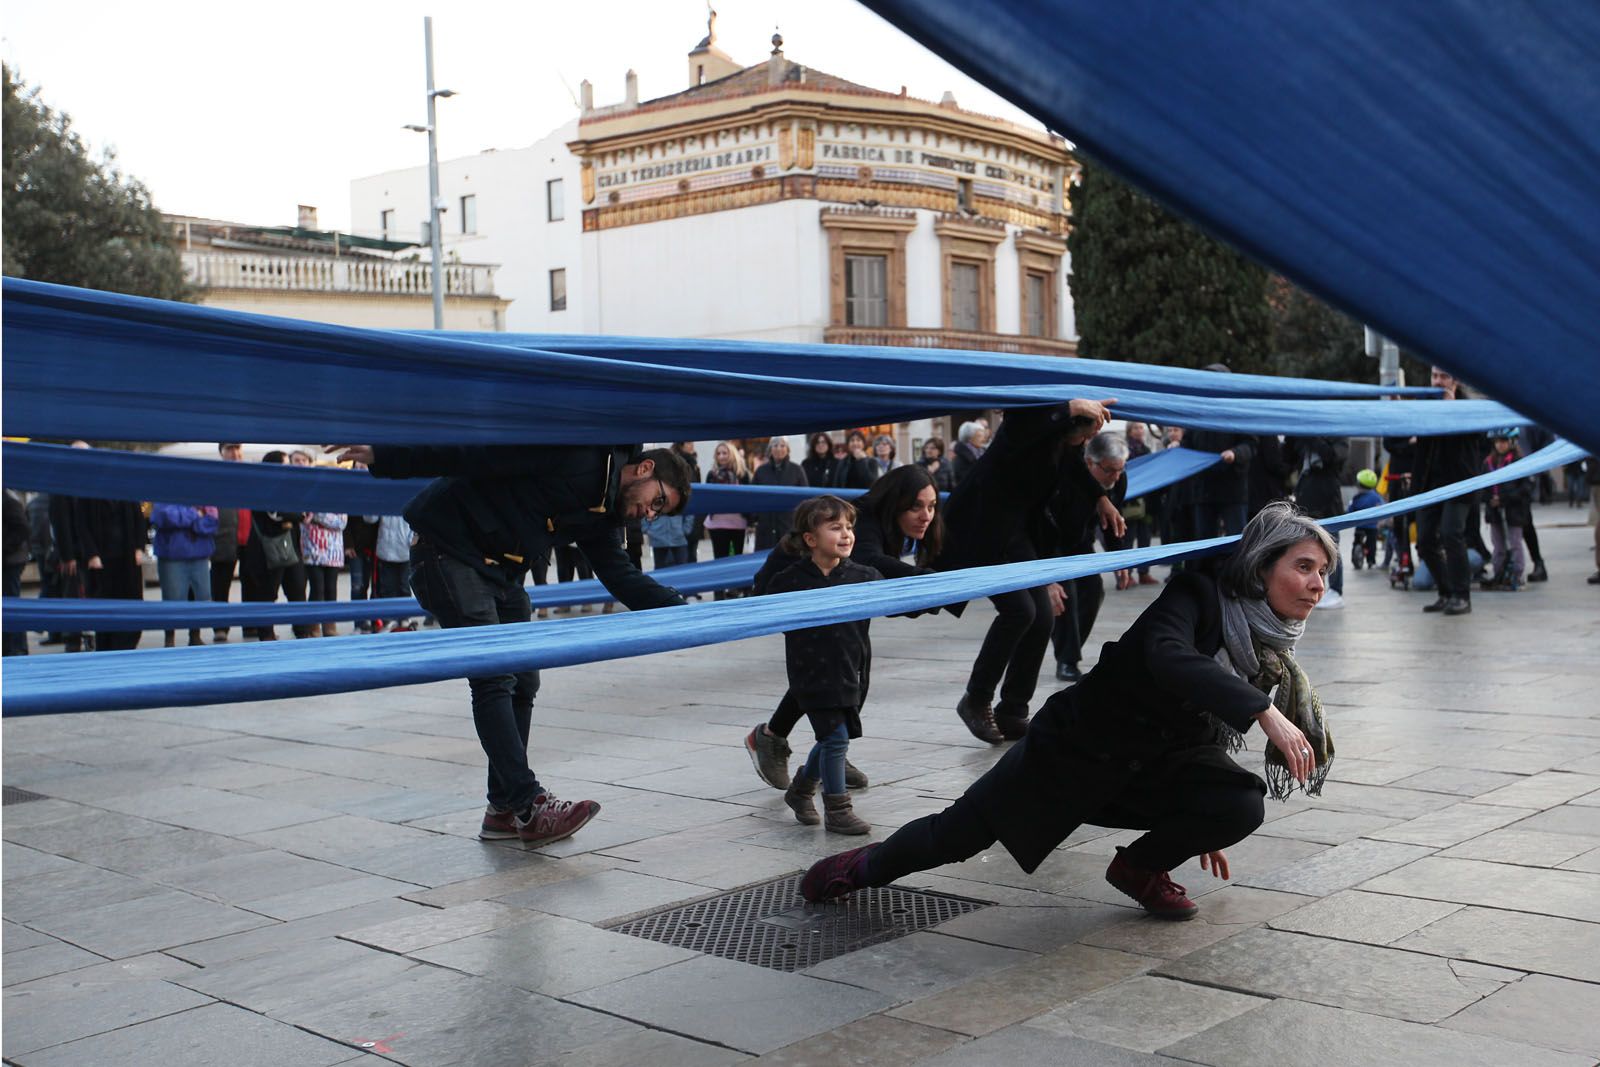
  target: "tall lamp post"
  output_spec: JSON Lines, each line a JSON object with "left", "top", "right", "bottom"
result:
{"left": 404, "top": 16, "right": 455, "bottom": 329}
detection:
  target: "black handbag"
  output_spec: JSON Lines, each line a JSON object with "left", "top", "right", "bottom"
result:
{"left": 259, "top": 528, "right": 298, "bottom": 570}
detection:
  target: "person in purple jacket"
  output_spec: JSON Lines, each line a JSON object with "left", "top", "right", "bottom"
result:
{"left": 150, "top": 502, "right": 218, "bottom": 647}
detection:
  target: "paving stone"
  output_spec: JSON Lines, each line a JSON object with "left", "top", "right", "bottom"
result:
{"left": 2, "top": 975, "right": 212, "bottom": 1057}
{"left": 14, "top": 1002, "right": 356, "bottom": 1067}
{"left": 1392, "top": 765, "right": 1525, "bottom": 797}
{"left": 330, "top": 836, "right": 538, "bottom": 888}
{"left": 1239, "top": 837, "right": 1434, "bottom": 897}
{"left": 1156, "top": 927, "right": 1505, "bottom": 1022}
{"left": 1, "top": 939, "right": 106, "bottom": 986}
{"left": 1475, "top": 771, "right": 1600, "bottom": 809}
{"left": 173, "top": 937, "right": 419, "bottom": 1016}
{"left": 754, "top": 1014, "right": 960, "bottom": 1067}
{"left": 340, "top": 900, "right": 538, "bottom": 954}
{"left": 1162, "top": 994, "right": 1590, "bottom": 1067}
{"left": 156, "top": 794, "right": 333, "bottom": 836}
{"left": 1391, "top": 906, "right": 1600, "bottom": 981}
{"left": 168, "top": 897, "right": 428, "bottom": 967}
{"left": 1558, "top": 846, "right": 1600, "bottom": 872}
{"left": 498, "top": 868, "right": 716, "bottom": 923}
{"left": 1440, "top": 973, "right": 1600, "bottom": 1057}
{"left": 151, "top": 849, "right": 366, "bottom": 905}
{"left": 399, "top": 854, "right": 620, "bottom": 908}
{"left": 0, "top": 842, "right": 78, "bottom": 879}
{"left": 62, "top": 829, "right": 265, "bottom": 876}
{"left": 1440, "top": 827, "right": 1597, "bottom": 866}
{"left": 804, "top": 930, "right": 1035, "bottom": 1002}
{"left": 931, "top": 899, "right": 1132, "bottom": 952}
{"left": 1360, "top": 856, "right": 1600, "bottom": 922}
{"left": 3, "top": 808, "right": 175, "bottom": 854}
{"left": 570, "top": 955, "right": 892, "bottom": 1055}
{"left": 602, "top": 839, "right": 809, "bottom": 889}
{"left": 27, "top": 889, "right": 273, "bottom": 959}
{"left": 412, "top": 912, "right": 697, "bottom": 996}
{"left": 289, "top": 966, "right": 636, "bottom": 1066}
{"left": 2, "top": 863, "right": 165, "bottom": 924}
{"left": 2, "top": 920, "right": 55, "bottom": 952}
{"left": 1026, "top": 974, "right": 1266, "bottom": 1052}
{"left": 1516, "top": 802, "right": 1600, "bottom": 838}
{"left": 1254, "top": 807, "right": 1402, "bottom": 844}
{"left": 1366, "top": 802, "right": 1536, "bottom": 847}
{"left": 243, "top": 873, "right": 422, "bottom": 921}
{"left": 887, "top": 942, "right": 1150, "bottom": 1037}
{"left": 916, "top": 1026, "right": 1170, "bottom": 1066}
{"left": 1267, "top": 889, "right": 1462, "bottom": 944}
{"left": 528, "top": 1027, "right": 751, "bottom": 1067}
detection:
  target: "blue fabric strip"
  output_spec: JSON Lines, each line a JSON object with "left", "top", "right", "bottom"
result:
{"left": 2, "top": 279, "right": 1529, "bottom": 444}
{"left": 0, "top": 440, "right": 1214, "bottom": 521}
{"left": 3, "top": 440, "right": 1579, "bottom": 716}
{"left": 857, "top": 0, "right": 1600, "bottom": 456}
{"left": 0, "top": 447, "right": 1218, "bottom": 630}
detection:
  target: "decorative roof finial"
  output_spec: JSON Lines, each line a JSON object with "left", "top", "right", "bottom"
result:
{"left": 771, "top": 27, "right": 784, "bottom": 55}
{"left": 706, "top": 3, "right": 717, "bottom": 43}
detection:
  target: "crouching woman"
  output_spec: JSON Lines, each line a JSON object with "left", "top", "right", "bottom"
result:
{"left": 801, "top": 501, "right": 1336, "bottom": 919}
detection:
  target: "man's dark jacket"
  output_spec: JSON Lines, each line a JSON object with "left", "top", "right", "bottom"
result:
{"left": 1047, "top": 461, "right": 1127, "bottom": 556}
{"left": 1287, "top": 437, "right": 1350, "bottom": 520}
{"left": 371, "top": 443, "right": 682, "bottom": 611}
{"left": 1182, "top": 429, "right": 1256, "bottom": 507}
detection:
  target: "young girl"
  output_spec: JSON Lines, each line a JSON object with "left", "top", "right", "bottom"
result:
{"left": 764, "top": 496, "right": 881, "bottom": 835}
{"left": 1483, "top": 429, "right": 1531, "bottom": 590}
{"left": 703, "top": 441, "right": 750, "bottom": 599}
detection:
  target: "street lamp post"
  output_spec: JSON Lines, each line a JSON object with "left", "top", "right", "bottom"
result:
{"left": 405, "top": 16, "right": 456, "bottom": 330}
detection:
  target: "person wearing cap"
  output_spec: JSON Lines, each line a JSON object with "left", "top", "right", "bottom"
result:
{"left": 1347, "top": 469, "right": 1384, "bottom": 570}
{"left": 1481, "top": 428, "right": 1531, "bottom": 591}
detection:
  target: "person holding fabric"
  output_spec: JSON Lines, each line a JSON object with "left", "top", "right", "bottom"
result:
{"left": 209, "top": 443, "right": 246, "bottom": 643}
{"left": 917, "top": 437, "right": 956, "bottom": 493}
{"left": 1414, "top": 367, "right": 1482, "bottom": 616}
{"left": 704, "top": 441, "right": 751, "bottom": 598}
{"left": 1051, "top": 432, "right": 1129, "bottom": 682}
{"left": 802, "top": 432, "right": 838, "bottom": 489}
{"left": 1286, "top": 435, "right": 1350, "bottom": 610}
{"left": 744, "top": 464, "right": 948, "bottom": 790}
{"left": 799, "top": 502, "right": 1335, "bottom": 917}
{"left": 751, "top": 436, "right": 807, "bottom": 551}
{"left": 765, "top": 496, "right": 882, "bottom": 835}
{"left": 150, "top": 502, "right": 218, "bottom": 647}
{"left": 76, "top": 492, "right": 150, "bottom": 652}
{"left": 942, "top": 399, "right": 1120, "bottom": 745}
{"left": 300, "top": 508, "right": 347, "bottom": 637}
{"left": 341, "top": 440, "right": 693, "bottom": 847}
{"left": 830, "top": 430, "right": 880, "bottom": 491}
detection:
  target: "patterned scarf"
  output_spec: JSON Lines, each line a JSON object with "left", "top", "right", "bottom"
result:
{"left": 1215, "top": 592, "right": 1334, "bottom": 798}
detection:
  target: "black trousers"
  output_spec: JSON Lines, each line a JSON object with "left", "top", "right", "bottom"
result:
{"left": 554, "top": 545, "right": 593, "bottom": 583}
{"left": 1051, "top": 573, "right": 1105, "bottom": 668}
{"left": 866, "top": 740, "right": 1264, "bottom": 885}
{"left": 1417, "top": 496, "right": 1473, "bottom": 599}
{"left": 966, "top": 585, "right": 1053, "bottom": 716}
{"left": 90, "top": 559, "right": 145, "bottom": 651}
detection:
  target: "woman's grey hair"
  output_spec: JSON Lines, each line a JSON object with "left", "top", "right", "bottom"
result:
{"left": 1086, "top": 432, "right": 1129, "bottom": 463}
{"left": 1218, "top": 501, "right": 1338, "bottom": 599}
{"left": 958, "top": 421, "right": 981, "bottom": 444}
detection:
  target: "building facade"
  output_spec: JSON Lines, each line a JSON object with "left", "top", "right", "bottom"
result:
{"left": 349, "top": 19, "right": 1077, "bottom": 454}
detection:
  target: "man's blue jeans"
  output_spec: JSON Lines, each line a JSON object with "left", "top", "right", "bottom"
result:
{"left": 409, "top": 545, "right": 542, "bottom": 811}
{"left": 157, "top": 558, "right": 211, "bottom": 603}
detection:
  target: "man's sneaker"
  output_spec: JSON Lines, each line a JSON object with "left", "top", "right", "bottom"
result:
{"left": 1422, "top": 596, "right": 1450, "bottom": 613}
{"left": 479, "top": 806, "right": 519, "bottom": 840}
{"left": 956, "top": 694, "right": 1004, "bottom": 745}
{"left": 515, "top": 793, "right": 601, "bottom": 847}
{"left": 1443, "top": 597, "right": 1472, "bottom": 616}
{"left": 744, "top": 724, "right": 792, "bottom": 790}
{"left": 800, "top": 843, "right": 880, "bottom": 903}
{"left": 1105, "top": 846, "right": 1198, "bottom": 921}
{"left": 843, "top": 760, "right": 869, "bottom": 791}
{"left": 1314, "top": 590, "right": 1344, "bottom": 610}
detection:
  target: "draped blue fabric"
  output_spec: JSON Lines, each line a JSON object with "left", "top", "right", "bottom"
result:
{"left": 0, "top": 440, "right": 1216, "bottom": 521}
{"left": 2, "top": 279, "right": 1527, "bottom": 444}
{"left": 4, "top": 440, "right": 1580, "bottom": 716}
{"left": 436, "top": 333, "right": 1438, "bottom": 399}
{"left": 859, "top": 0, "right": 1600, "bottom": 455}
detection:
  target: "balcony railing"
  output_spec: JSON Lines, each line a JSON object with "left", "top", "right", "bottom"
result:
{"left": 823, "top": 326, "right": 1078, "bottom": 357}
{"left": 184, "top": 252, "right": 498, "bottom": 297}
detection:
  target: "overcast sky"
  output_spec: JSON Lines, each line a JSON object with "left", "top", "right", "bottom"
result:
{"left": 2, "top": 0, "right": 1044, "bottom": 237}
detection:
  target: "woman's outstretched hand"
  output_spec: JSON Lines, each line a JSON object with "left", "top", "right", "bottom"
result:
{"left": 1254, "top": 704, "right": 1313, "bottom": 783}
{"left": 1199, "top": 851, "right": 1231, "bottom": 879}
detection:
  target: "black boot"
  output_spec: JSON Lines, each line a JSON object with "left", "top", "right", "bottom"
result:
{"left": 1443, "top": 596, "right": 1472, "bottom": 616}
{"left": 1423, "top": 596, "right": 1450, "bottom": 613}
{"left": 1528, "top": 562, "right": 1549, "bottom": 582}
{"left": 956, "top": 694, "right": 1004, "bottom": 745}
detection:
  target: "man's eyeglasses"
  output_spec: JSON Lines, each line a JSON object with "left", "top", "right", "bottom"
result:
{"left": 646, "top": 477, "right": 670, "bottom": 518}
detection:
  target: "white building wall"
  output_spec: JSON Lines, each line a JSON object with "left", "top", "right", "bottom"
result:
{"left": 349, "top": 119, "right": 583, "bottom": 333}
{"left": 904, "top": 212, "right": 943, "bottom": 329}
{"left": 995, "top": 235, "right": 1021, "bottom": 336}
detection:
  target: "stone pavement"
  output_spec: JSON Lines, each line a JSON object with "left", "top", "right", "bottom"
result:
{"left": 4, "top": 504, "right": 1598, "bottom": 1066}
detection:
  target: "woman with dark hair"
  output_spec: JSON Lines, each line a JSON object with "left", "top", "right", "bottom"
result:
{"left": 918, "top": 437, "right": 956, "bottom": 492}
{"left": 744, "top": 464, "right": 949, "bottom": 789}
{"left": 830, "top": 430, "right": 879, "bottom": 491}
{"left": 802, "top": 432, "right": 837, "bottom": 489}
{"left": 800, "top": 501, "right": 1336, "bottom": 919}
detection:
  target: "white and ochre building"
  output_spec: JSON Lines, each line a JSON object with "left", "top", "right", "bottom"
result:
{"left": 350, "top": 17, "right": 1078, "bottom": 452}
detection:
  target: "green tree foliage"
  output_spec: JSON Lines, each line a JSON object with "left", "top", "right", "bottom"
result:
{"left": 1265, "top": 276, "right": 1367, "bottom": 381}
{"left": 3, "top": 64, "right": 189, "bottom": 300}
{"left": 1067, "top": 159, "right": 1270, "bottom": 372}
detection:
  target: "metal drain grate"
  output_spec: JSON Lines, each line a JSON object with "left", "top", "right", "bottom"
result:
{"left": 3, "top": 786, "right": 49, "bottom": 806}
{"left": 608, "top": 872, "right": 987, "bottom": 972}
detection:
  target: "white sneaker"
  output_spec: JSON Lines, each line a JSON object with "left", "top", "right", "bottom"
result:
{"left": 1315, "top": 590, "right": 1345, "bottom": 610}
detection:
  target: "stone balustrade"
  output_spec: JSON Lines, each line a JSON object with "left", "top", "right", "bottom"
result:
{"left": 184, "top": 252, "right": 498, "bottom": 297}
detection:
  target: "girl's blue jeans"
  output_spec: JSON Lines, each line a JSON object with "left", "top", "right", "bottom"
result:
{"left": 802, "top": 722, "right": 850, "bottom": 795}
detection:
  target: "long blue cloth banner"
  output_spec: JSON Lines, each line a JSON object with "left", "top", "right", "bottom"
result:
{"left": 2, "top": 279, "right": 1528, "bottom": 445}
{"left": 437, "top": 333, "right": 1440, "bottom": 400}
{"left": 1, "top": 553, "right": 769, "bottom": 631}
{"left": 857, "top": 1, "right": 1600, "bottom": 457}
{"left": 2, "top": 440, "right": 1581, "bottom": 716}
{"left": 0, "top": 441, "right": 1217, "bottom": 521}
{"left": 0, "top": 447, "right": 1217, "bottom": 630}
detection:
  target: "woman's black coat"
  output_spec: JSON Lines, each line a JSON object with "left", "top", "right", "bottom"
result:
{"left": 751, "top": 457, "right": 807, "bottom": 549}
{"left": 830, "top": 454, "right": 879, "bottom": 491}
{"left": 972, "top": 571, "right": 1270, "bottom": 872}
{"left": 802, "top": 454, "right": 837, "bottom": 489}
{"left": 918, "top": 457, "right": 956, "bottom": 493}
{"left": 1286, "top": 437, "right": 1350, "bottom": 520}
{"left": 765, "top": 557, "right": 880, "bottom": 736}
